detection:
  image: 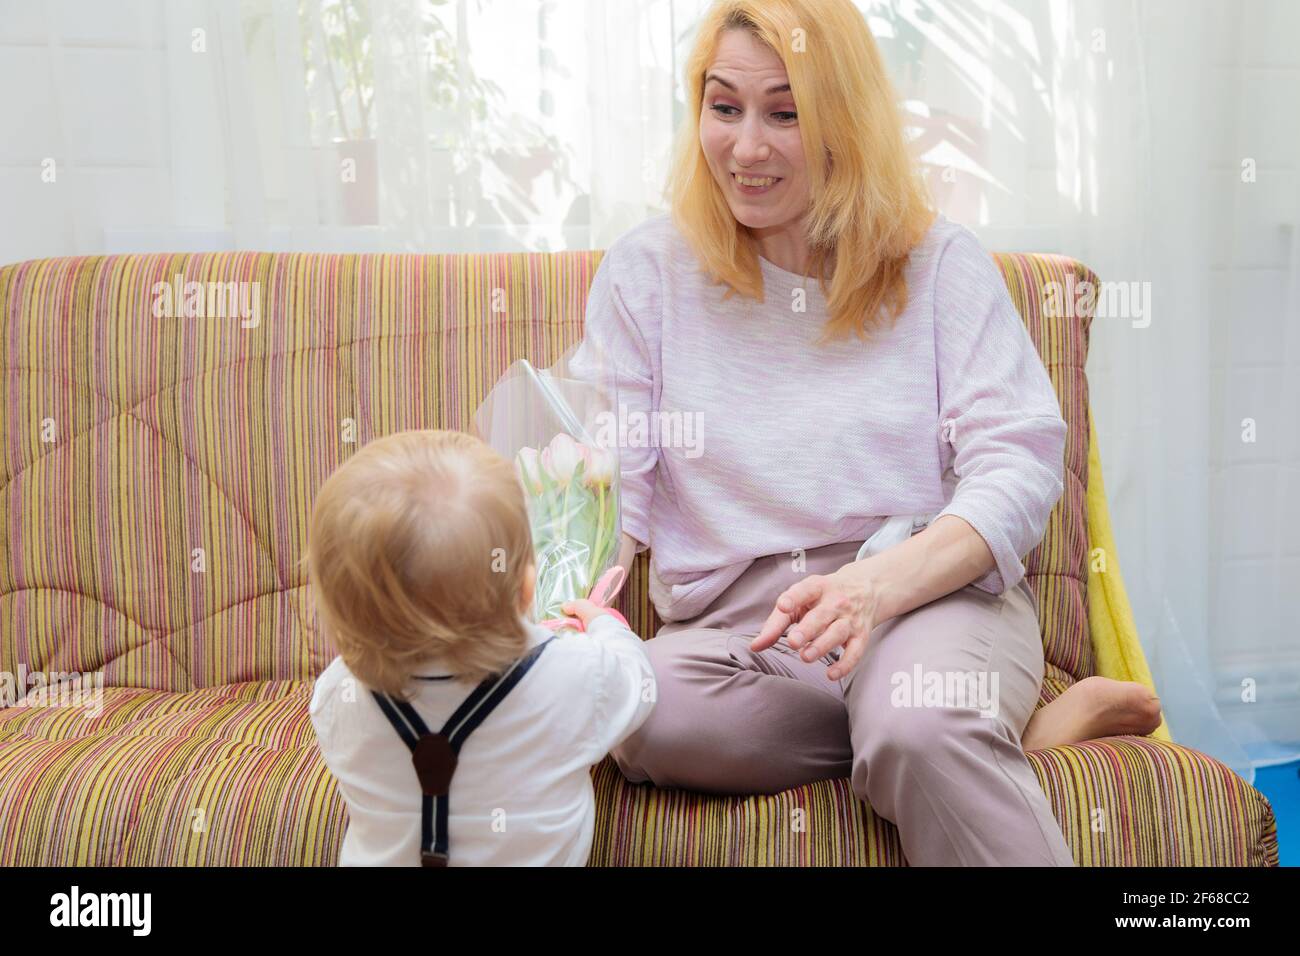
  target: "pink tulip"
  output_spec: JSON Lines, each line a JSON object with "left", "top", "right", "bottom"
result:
{"left": 515, "top": 447, "right": 544, "bottom": 494}
{"left": 540, "top": 433, "right": 582, "bottom": 488}
{"left": 582, "top": 444, "right": 615, "bottom": 487}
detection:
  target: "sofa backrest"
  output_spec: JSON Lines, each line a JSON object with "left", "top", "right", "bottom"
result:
{"left": 991, "top": 253, "right": 1099, "bottom": 695}
{"left": 0, "top": 248, "right": 1099, "bottom": 693}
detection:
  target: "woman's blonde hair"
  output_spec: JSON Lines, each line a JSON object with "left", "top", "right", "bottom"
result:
{"left": 305, "top": 429, "right": 534, "bottom": 698}
{"left": 667, "top": 0, "right": 935, "bottom": 345}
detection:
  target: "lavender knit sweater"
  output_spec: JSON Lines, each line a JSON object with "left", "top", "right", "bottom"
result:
{"left": 569, "top": 212, "right": 1067, "bottom": 624}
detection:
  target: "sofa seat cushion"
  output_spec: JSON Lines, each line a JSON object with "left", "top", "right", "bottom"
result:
{"left": 586, "top": 740, "right": 1277, "bottom": 866}
{"left": 0, "top": 681, "right": 344, "bottom": 865}
{"left": 2, "top": 684, "right": 1274, "bottom": 866}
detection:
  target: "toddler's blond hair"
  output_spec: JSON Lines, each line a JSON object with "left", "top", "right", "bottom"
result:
{"left": 306, "top": 429, "right": 534, "bottom": 697}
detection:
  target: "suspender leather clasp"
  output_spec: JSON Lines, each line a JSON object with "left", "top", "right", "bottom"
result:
{"left": 411, "top": 733, "right": 457, "bottom": 796}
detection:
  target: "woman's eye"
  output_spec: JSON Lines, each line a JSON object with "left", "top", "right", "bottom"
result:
{"left": 712, "top": 104, "right": 790, "bottom": 123}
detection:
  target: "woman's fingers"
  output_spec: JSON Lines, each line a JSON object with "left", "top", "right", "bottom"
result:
{"left": 828, "top": 633, "right": 869, "bottom": 681}
{"left": 751, "top": 600, "right": 794, "bottom": 651}
{"left": 799, "top": 616, "right": 852, "bottom": 662}
{"left": 751, "top": 576, "right": 824, "bottom": 650}
{"left": 750, "top": 612, "right": 787, "bottom": 651}
{"left": 786, "top": 590, "right": 846, "bottom": 650}
{"left": 779, "top": 575, "right": 824, "bottom": 617}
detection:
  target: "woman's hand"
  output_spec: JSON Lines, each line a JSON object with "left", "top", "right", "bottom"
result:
{"left": 752, "top": 563, "right": 884, "bottom": 681}
{"left": 749, "top": 517, "right": 1000, "bottom": 680}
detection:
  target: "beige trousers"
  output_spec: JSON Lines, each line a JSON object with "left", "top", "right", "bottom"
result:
{"left": 611, "top": 539, "right": 1076, "bottom": 866}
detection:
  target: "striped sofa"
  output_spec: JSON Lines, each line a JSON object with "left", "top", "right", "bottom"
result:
{"left": 0, "top": 247, "right": 1277, "bottom": 866}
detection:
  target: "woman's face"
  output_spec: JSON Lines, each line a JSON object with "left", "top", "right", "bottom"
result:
{"left": 700, "top": 29, "right": 808, "bottom": 236}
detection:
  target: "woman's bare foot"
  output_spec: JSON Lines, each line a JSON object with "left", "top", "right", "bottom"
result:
{"left": 1021, "top": 675, "right": 1163, "bottom": 751}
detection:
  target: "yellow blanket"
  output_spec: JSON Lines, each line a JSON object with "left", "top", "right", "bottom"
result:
{"left": 1086, "top": 417, "right": 1173, "bottom": 742}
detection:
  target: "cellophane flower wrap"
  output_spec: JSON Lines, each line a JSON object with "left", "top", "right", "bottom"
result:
{"left": 472, "top": 343, "right": 624, "bottom": 630}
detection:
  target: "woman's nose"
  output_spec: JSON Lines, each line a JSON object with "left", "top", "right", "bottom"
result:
{"left": 732, "top": 116, "right": 771, "bottom": 165}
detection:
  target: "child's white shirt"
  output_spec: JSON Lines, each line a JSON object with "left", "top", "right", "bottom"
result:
{"left": 308, "top": 614, "right": 655, "bottom": 866}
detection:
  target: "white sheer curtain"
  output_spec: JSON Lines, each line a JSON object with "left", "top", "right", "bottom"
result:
{"left": 22, "top": 0, "right": 1290, "bottom": 777}
{"left": 868, "top": 0, "right": 1300, "bottom": 781}
{"left": 201, "top": 0, "right": 698, "bottom": 252}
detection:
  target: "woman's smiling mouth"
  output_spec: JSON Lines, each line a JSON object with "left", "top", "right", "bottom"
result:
{"left": 732, "top": 172, "right": 782, "bottom": 194}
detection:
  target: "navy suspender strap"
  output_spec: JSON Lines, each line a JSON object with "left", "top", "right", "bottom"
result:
{"left": 369, "top": 635, "right": 555, "bottom": 868}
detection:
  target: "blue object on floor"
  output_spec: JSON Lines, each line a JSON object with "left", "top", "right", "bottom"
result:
{"left": 1250, "top": 760, "right": 1299, "bottom": 866}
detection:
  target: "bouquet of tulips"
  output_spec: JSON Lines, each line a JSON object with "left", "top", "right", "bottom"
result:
{"left": 514, "top": 433, "right": 625, "bottom": 624}
{"left": 472, "top": 347, "right": 629, "bottom": 631}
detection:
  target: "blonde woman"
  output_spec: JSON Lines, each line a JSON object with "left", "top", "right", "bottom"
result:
{"left": 572, "top": 0, "right": 1161, "bottom": 865}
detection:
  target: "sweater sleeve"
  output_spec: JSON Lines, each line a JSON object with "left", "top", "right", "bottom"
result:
{"left": 567, "top": 239, "right": 660, "bottom": 553}
{"left": 930, "top": 227, "right": 1068, "bottom": 595}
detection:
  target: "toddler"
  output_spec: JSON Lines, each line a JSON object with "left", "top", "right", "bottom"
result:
{"left": 307, "top": 429, "right": 656, "bottom": 866}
